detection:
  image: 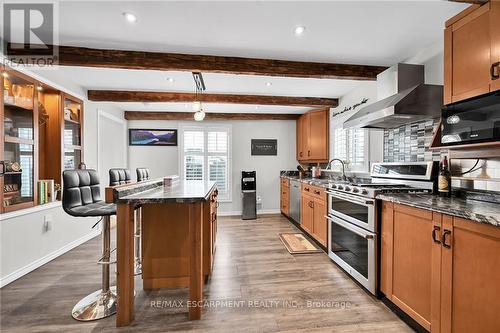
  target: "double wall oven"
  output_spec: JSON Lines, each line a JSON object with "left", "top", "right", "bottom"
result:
{"left": 326, "top": 188, "right": 377, "bottom": 294}
{"left": 326, "top": 161, "right": 437, "bottom": 295}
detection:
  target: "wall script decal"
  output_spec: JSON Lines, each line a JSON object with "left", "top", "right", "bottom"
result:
{"left": 332, "top": 98, "right": 369, "bottom": 118}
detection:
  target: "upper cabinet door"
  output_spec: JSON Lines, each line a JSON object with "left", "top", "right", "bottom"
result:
{"left": 296, "top": 116, "right": 303, "bottom": 160}
{"left": 308, "top": 109, "right": 329, "bottom": 161}
{"left": 490, "top": 1, "right": 500, "bottom": 92}
{"left": 445, "top": 4, "right": 491, "bottom": 104}
{"left": 301, "top": 112, "right": 311, "bottom": 159}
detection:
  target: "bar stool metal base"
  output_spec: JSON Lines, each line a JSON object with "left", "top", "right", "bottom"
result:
{"left": 72, "top": 286, "right": 117, "bottom": 321}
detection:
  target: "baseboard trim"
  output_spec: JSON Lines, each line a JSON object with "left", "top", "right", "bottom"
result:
{"left": 0, "top": 229, "right": 101, "bottom": 288}
{"left": 218, "top": 209, "right": 281, "bottom": 217}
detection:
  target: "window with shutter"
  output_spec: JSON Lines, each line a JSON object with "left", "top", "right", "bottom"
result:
{"left": 180, "top": 125, "right": 232, "bottom": 201}
{"left": 332, "top": 128, "right": 369, "bottom": 172}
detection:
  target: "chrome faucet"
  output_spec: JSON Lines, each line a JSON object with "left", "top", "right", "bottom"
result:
{"left": 326, "top": 158, "right": 347, "bottom": 181}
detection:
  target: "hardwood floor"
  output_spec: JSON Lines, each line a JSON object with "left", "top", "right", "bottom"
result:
{"left": 0, "top": 215, "right": 412, "bottom": 332}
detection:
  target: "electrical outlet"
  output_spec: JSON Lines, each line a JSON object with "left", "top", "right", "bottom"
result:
{"left": 256, "top": 195, "right": 262, "bottom": 203}
{"left": 43, "top": 214, "right": 53, "bottom": 232}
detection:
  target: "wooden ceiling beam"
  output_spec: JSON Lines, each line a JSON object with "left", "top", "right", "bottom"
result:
{"left": 7, "top": 43, "right": 387, "bottom": 80}
{"left": 88, "top": 90, "right": 338, "bottom": 107}
{"left": 124, "top": 111, "right": 301, "bottom": 121}
{"left": 447, "top": 0, "right": 487, "bottom": 4}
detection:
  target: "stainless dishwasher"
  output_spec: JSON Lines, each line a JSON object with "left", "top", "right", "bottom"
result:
{"left": 289, "top": 179, "right": 301, "bottom": 223}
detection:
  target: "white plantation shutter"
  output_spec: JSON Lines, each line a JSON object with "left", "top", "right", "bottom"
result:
{"left": 208, "top": 156, "right": 227, "bottom": 194}
{"left": 333, "top": 129, "right": 348, "bottom": 162}
{"left": 333, "top": 128, "right": 368, "bottom": 172}
{"left": 181, "top": 125, "right": 231, "bottom": 201}
{"left": 185, "top": 155, "right": 204, "bottom": 180}
{"left": 207, "top": 132, "right": 227, "bottom": 153}
{"left": 184, "top": 131, "right": 204, "bottom": 154}
{"left": 207, "top": 131, "right": 228, "bottom": 197}
{"left": 184, "top": 131, "right": 204, "bottom": 180}
{"left": 349, "top": 129, "right": 365, "bottom": 168}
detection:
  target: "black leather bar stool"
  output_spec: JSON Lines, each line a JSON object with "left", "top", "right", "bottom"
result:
{"left": 108, "top": 168, "right": 141, "bottom": 275}
{"left": 109, "top": 168, "right": 132, "bottom": 186}
{"left": 62, "top": 169, "right": 117, "bottom": 321}
{"left": 136, "top": 167, "right": 150, "bottom": 182}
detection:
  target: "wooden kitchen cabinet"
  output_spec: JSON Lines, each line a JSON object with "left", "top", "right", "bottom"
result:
{"left": 381, "top": 202, "right": 500, "bottom": 333}
{"left": 440, "top": 216, "right": 500, "bottom": 333}
{"left": 301, "top": 192, "right": 314, "bottom": 234}
{"left": 296, "top": 108, "right": 329, "bottom": 163}
{"left": 444, "top": 2, "right": 500, "bottom": 104}
{"left": 280, "top": 177, "right": 290, "bottom": 216}
{"left": 380, "top": 202, "right": 441, "bottom": 331}
{"left": 312, "top": 196, "right": 327, "bottom": 246}
{"left": 297, "top": 112, "right": 310, "bottom": 160}
{"left": 490, "top": 1, "right": 500, "bottom": 92}
{"left": 308, "top": 110, "right": 329, "bottom": 161}
{"left": 204, "top": 188, "right": 218, "bottom": 277}
{"left": 301, "top": 184, "right": 327, "bottom": 247}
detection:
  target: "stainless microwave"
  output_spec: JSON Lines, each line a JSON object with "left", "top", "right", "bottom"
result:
{"left": 441, "top": 91, "right": 500, "bottom": 146}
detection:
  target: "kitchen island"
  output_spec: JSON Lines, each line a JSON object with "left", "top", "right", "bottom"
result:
{"left": 111, "top": 179, "right": 217, "bottom": 327}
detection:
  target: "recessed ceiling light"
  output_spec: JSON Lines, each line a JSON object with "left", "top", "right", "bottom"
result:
{"left": 266, "top": 82, "right": 272, "bottom": 87}
{"left": 167, "top": 77, "right": 174, "bottom": 83}
{"left": 255, "top": 106, "right": 260, "bottom": 110}
{"left": 123, "top": 12, "right": 137, "bottom": 23}
{"left": 294, "top": 25, "right": 306, "bottom": 36}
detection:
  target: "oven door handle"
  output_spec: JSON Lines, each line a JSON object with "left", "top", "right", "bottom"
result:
{"left": 327, "top": 215, "right": 375, "bottom": 240}
{"left": 326, "top": 190, "right": 374, "bottom": 206}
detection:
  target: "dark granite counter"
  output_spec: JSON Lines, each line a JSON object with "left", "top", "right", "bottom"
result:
{"left": 114, "top": 180, "right": 217, "bottom": 204}
{"left": 377, "top": 193, "right": 500, "bottom": 228}
{"left": 281, "top": 175, "right": 331, "bottom": 189}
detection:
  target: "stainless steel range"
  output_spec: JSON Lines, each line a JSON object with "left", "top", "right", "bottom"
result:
{"left": 326, "top": 161, "right": 438, "bottom": 295}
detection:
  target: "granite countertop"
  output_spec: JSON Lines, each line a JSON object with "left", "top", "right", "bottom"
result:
{"left": 114, "top": 180, "right": 217, "bottom": 204}
{"left": 281, "top": 175, "right": 331, "bottom": 189}
{"left": 377, "top": 193, "right": 500, "bottom": 228}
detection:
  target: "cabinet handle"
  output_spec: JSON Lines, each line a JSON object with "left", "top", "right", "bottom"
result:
{"left": 491, "top": 62, "right": 500, "bottom": 80}
{"left": 299, "top": 152, "right": 303, "bottom": 157}
{"left": 314, "top": 190, "right": 321, "bottom": 195}
{"left": 305, "top": 187, "right": 310, "bottom": 192}
{"left": 309, "top": 201, "right": 314, "bottom": 208}
{"left": 308, "top": 150, "right": 311, "bottom": 156}
{"left": 442, "top": 229, "right": 452, "bottom": 249}
{"left": 432, "top": 226, "right": 441, "bottom": 244}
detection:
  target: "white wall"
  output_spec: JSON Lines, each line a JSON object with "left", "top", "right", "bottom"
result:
{"left": 0, "top": 203, "right": 101, "bottom": 287}
{"left": 128, "top": 119, "right": 297, "bottom": 214}
{"left": 404, "top": 41, "right": 444, "bottom": 85}
{"left": 84, "top": 102, "right": 127, "bottom": 193}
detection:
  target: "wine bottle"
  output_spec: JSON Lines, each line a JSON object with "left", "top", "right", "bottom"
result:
{"left": 438, "top": 156, "right": 451, "bottom": 197}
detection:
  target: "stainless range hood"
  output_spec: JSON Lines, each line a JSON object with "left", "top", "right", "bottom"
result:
{"left": 344, "top": 63, "right": 443, "bottom": 129}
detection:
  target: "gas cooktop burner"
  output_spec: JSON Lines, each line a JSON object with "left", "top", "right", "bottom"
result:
{"left": 328, "top": 182, "right": 432, "bottom": 198}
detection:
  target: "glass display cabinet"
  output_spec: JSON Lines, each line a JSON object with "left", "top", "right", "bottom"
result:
{"left": 1, "top": 67, "right": 84, "bottom": 213}
{"left": 62, "top": 94, "right": 83, "bottom": 170}
{"left": 1, "top": 69, "right": 38, "bottom": 212}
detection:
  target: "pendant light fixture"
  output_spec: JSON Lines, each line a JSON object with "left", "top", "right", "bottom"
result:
{"left": 192, "top": 72, "right": 206, "bottom": 121}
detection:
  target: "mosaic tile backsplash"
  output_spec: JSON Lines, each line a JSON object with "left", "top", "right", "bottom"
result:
{"left": 382, "top": 118, "right": 499, "bottom": 193}
{"left": 383, "top": 119, "right": 441, "bottom": 162}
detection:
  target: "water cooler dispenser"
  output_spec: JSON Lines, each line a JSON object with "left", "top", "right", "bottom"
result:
{"left": 241, "top": 171, "right": 257, "bottom": 220}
